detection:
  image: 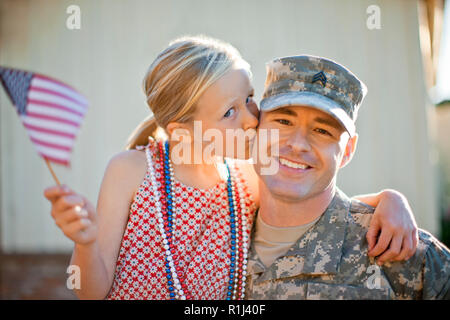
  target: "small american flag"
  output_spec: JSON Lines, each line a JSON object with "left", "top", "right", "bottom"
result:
{"left": 0, "top": 66, "right": 88, "bottom": 167}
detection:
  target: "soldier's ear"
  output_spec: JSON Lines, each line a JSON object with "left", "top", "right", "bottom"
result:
{"left": 340, "top": 133, "right": 358, "bottom": 169}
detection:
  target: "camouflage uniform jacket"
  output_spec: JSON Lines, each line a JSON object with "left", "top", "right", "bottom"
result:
{"left": 245, "top": 188, "right": 450, "bottom": 300}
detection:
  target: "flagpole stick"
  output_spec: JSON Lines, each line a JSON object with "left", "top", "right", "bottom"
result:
{"left": 44, "top": 158, "right": 61, "bottom": 186}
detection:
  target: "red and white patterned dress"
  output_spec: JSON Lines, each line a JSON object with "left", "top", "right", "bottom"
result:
{"left": 106, "top": 139, "right": 257, "bottom": 300}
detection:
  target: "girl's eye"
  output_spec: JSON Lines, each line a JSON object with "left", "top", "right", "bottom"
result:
{"left": 315, "top": 128, "right": 332, "bottom": 136}
{"left": 246, "top": 95, "right": 254, "bottom": 104}
{"left": 276, "top": 119, "right": 291, "bottom": 126}
{"left": 224, "top": 107, "right": 236, "bottom": 118}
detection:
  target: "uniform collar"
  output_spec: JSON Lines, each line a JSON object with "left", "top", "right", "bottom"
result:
{"left": 248, "top": 188, "right": 351, "bottom": 281}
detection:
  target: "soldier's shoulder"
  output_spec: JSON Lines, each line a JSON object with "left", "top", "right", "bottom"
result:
{"left": 346, "top": 198, "right": 375, "bottom": 230}
{"left": 349, "top": 198, "right": 375, "bottom": 215}
{"left": 418, "top": 229, "right": 450, "bottom": 258}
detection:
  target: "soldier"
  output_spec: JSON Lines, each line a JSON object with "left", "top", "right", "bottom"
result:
{"left": 247, "top": 55, "right": 450, "bottom": 300}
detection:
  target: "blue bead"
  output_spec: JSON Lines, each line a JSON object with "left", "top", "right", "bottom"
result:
{"left": 231, "top": 246, "right": 235, "bottom": 251}
{"left": 231, "top": 240, "right": 236, "bottom": 245}
{"left": 229, "top": 280, "right": 233, "bottom": 285}
{"left": 230, "top": 269, "right": 235, "bottom": 273}
{"left": 231, "top": 257, "right": 235, "bottom": 262}
{"left": 230, "top": 263, "right": 235, "bottom": 268}
{"left": 166, "top": 263, "right": 170, "bottom": 268}
{"left": 230, "top": 274, "right": 234, "bottom": 278}
{"left": 231, "top": 234, "right": 236, "bottom": 239}
{"left": 227, "top": 292, "right": 232, "bottom": 296}
{"left": 228, "top": 286, "right": 233, "bottom": 290}
{"left": 169, "top": 286, "right": 174, "bottom": 291}
{"left": 231, "top": 229, "right": 236, "bottom": 234}
{"left": 170, "top": 292, "right": 175, "bottom": 297}
{"left": 231, "top": 251, "right": 235, "bottom": 256}
{"left": 168, "top": 280, "right": 173, "bottom": 286}
{"left": 230, "top": 218, "right": 235, "bottom": 223}
{"left": 166, "top": 275, "right": 172, "bottom": 279}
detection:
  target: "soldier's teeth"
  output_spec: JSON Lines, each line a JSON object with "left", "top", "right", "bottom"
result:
{"left": 279, "top": 158, "right": 308, "bottom": 169}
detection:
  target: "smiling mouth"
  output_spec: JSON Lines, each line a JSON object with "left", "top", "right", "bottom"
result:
{"left": 278, "top": 157, "right": 313, "bottom": 170}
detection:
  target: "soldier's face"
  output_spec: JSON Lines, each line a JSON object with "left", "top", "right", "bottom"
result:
{"left": 254, "top": 105, "right": 357, "bottom": 202}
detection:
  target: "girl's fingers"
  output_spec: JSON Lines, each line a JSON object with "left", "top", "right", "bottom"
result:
{"left": 377, "top": 234, "right": 403, "bottom": 265}
{"left": 366, "top": 221, "right": 381, "bottom": 254}
{"left": 44, "top": 185, "right": 73, "bottom": 202}
{"left": 54, "top": 205, "right": 88, "bottom": 227}
{"left": 368, "top": 227, "right": 392, "bottom": 258}
{"left": 408, "top": 229, "right": 419, "bottom": 259}
{"left": 61, "top": 218, "right": 92, "bottom": 238}
{"left": 54, "top": 194, "right": 86, "bottom": 214}
{"left": 393, "top": 235, "right": 412, "bottom": 261}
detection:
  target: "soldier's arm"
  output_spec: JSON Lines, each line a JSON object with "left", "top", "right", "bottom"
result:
{"left": 421, "top": 233, "right": 450, "bottom": 299}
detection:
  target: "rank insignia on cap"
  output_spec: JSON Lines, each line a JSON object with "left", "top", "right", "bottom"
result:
{"left": 312, "top": 71, "right": 327, "bottom": 87}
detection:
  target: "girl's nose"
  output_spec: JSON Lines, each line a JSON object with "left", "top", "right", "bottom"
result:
{"left": 242, "top": 105, "right": 259, "bottom": 131}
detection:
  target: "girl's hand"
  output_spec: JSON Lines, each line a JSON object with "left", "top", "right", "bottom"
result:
{"left": 44, "top": 185, "right": 98, "bottom": 246}
{"left": 354, "top": 189, "right": 419, "bottom": 265}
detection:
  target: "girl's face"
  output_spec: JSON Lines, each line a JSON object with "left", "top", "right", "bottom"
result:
{"left": 181, "top": 66, "right": 259, "bottom": 161}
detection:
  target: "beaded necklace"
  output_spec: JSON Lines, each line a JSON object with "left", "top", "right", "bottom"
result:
{"left": 145, "top": 140, "right": 249, "bottom": 300}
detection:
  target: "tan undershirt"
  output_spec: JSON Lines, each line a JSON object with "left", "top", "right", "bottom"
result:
{"left": 254, "top": 213, "right": 321, "bottom": 268}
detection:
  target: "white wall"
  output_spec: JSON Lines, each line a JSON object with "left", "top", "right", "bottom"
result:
{"left": 0, "top": 0, "right": 439, "bottom": 252}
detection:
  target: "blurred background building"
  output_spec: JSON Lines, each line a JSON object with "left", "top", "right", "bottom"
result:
{"left": 0, "top": 0, "right": 449, "bottom": 299}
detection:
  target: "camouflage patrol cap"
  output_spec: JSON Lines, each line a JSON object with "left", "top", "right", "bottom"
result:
{"left": 260, "top": 55, "right": 367, "bottom": 136}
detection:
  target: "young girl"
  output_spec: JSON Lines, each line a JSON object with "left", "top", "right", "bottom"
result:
{"left": 44, "top": 36, "right": 418, "bottom": 300}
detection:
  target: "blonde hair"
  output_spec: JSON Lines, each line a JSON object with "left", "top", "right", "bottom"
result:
{"left": 125, "top": 35, "right": 251, "bottom": 150}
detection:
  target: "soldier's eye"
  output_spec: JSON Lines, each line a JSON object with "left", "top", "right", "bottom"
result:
{"left": 275, "top": 119, "right": 291, "bottom": 126}
{"left": 315, "top": 128, "right": 332, "bottom": 136}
